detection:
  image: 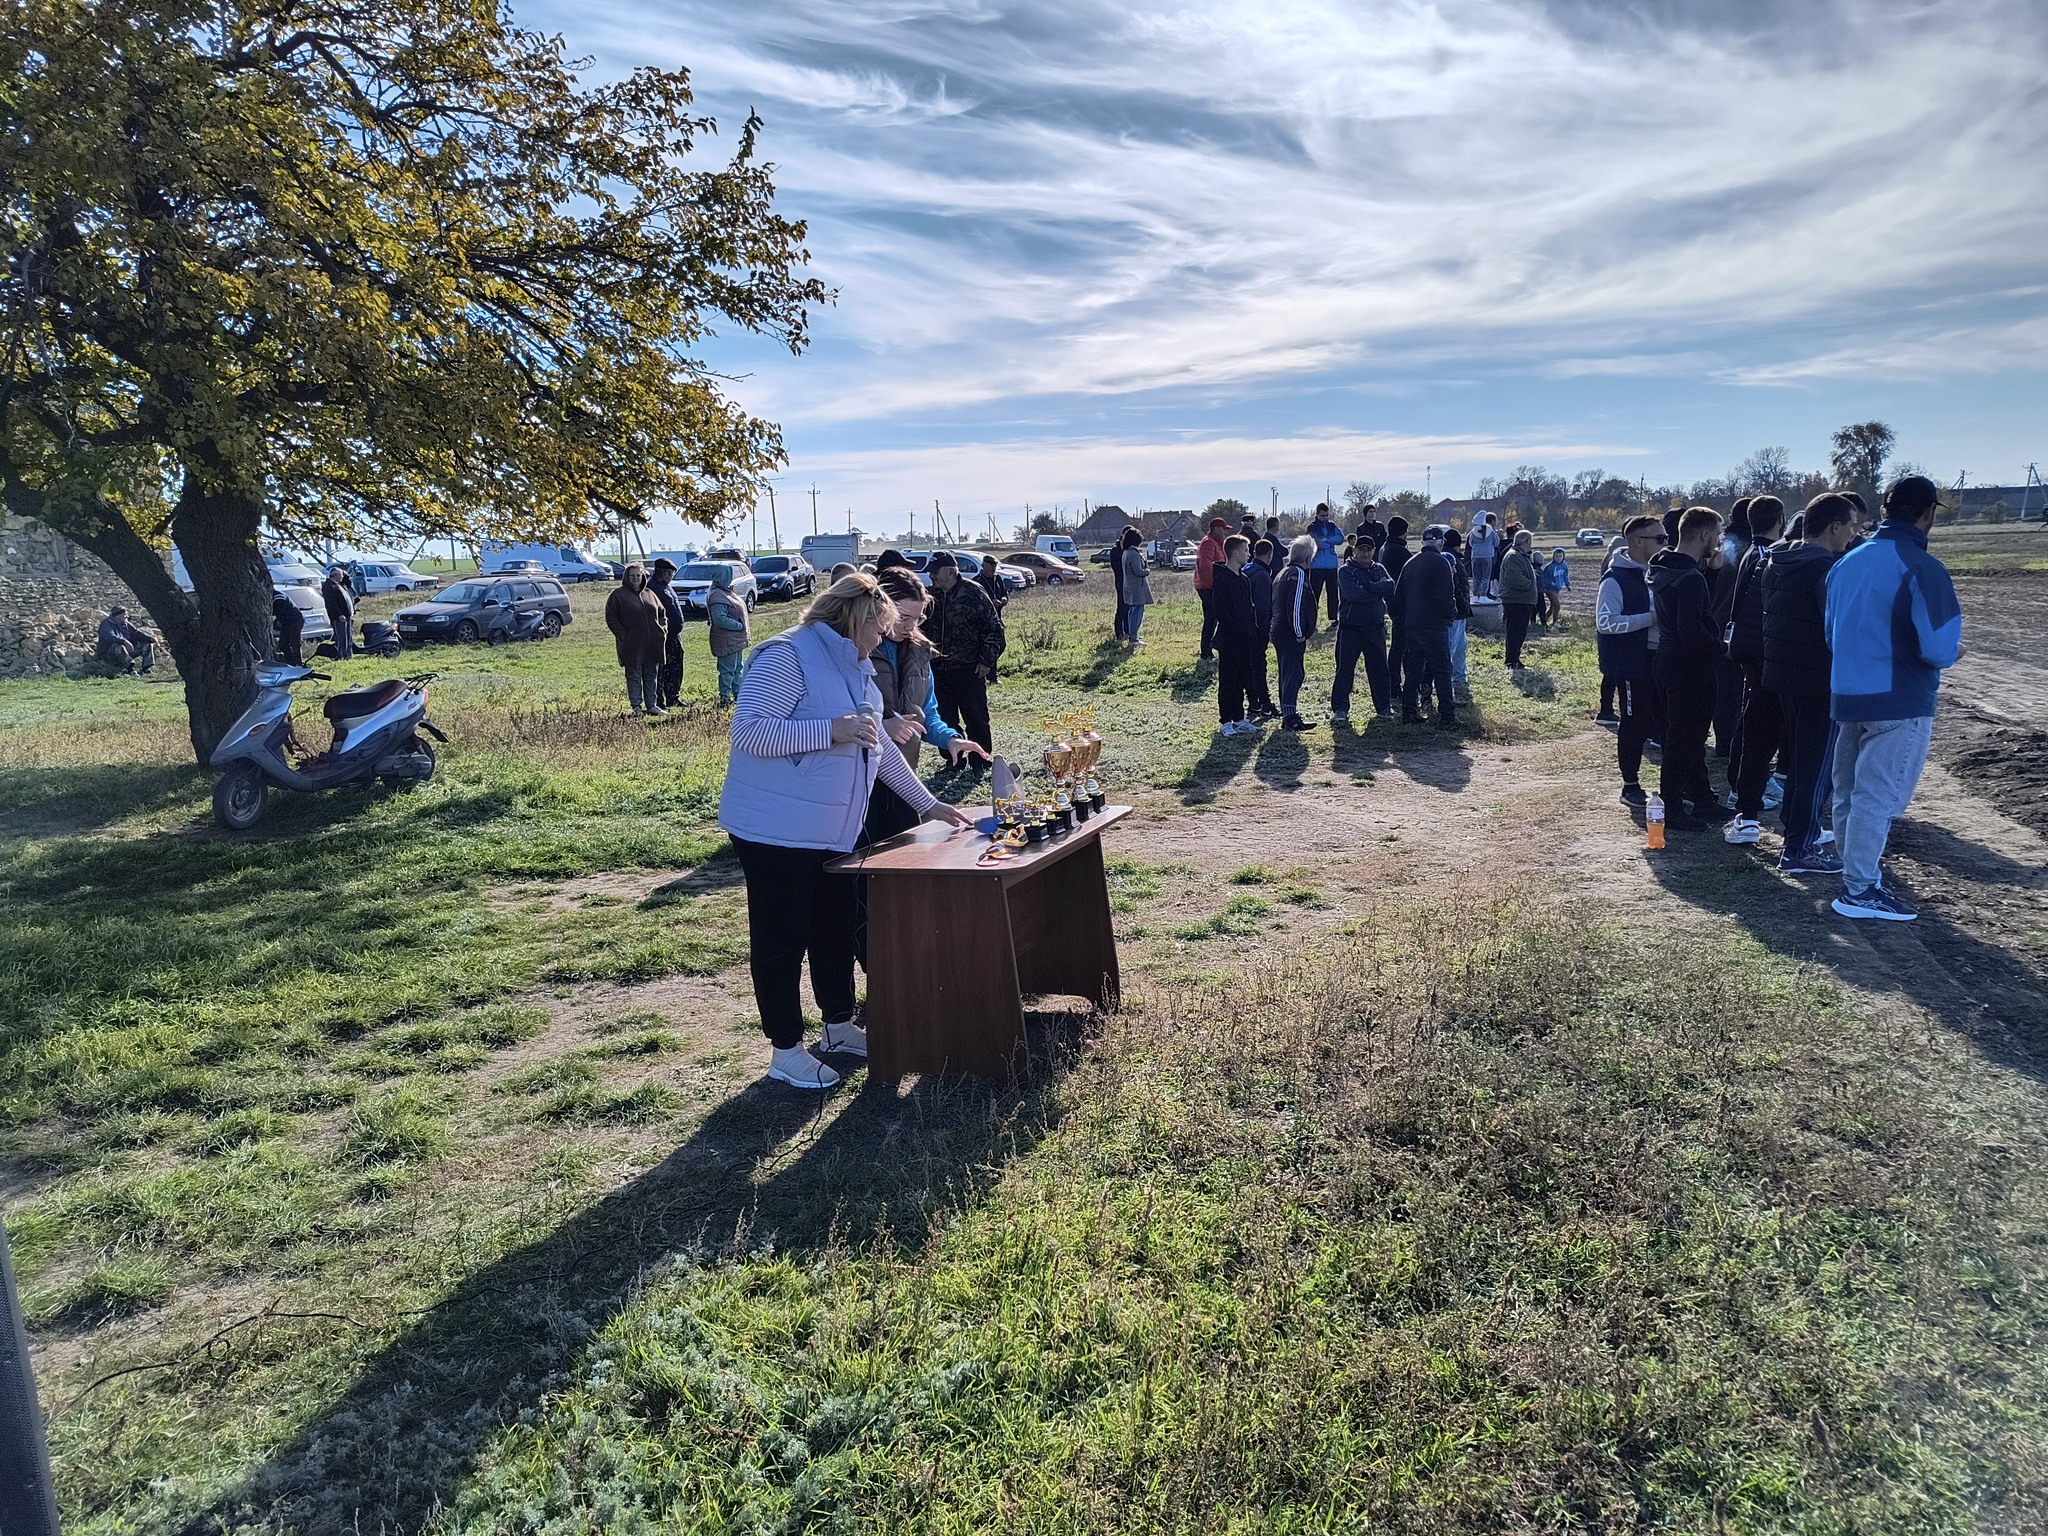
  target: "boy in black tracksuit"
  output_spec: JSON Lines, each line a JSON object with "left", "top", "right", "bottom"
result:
{"left": 1647, "top": 507, "right": 1724, "bottom": 818}
{"left": 1245, "top": 541, "right": 1278, "bottom": 718}
{"left": 1761, "top": 494, "right": 1857, "bottom": 870}
{"left": 1212, "top": 537, "right": 1257, "bottom": 732}
{"left": 1330, "top": 536, "right": 1396, "bottom": 722}
{"left": 1723, "top": 495, "right": 1785, "bottom": 839}
{"left": 1381, "top": 516, "right": 1413, "bottom": 697}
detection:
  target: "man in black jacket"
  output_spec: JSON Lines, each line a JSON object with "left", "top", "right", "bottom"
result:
{"left": 271, "top": 587, "right": 305, "bottom": 665}
{"left": 1212, "top": 536, "right": 1259, "bottom": 736}
{"left": 649, "top": 557, "right": 689, "bottom": 708}
{"left": 1722, "top": 495, "right": 1785, "bottom": 843}
{"left": 1648, "top": 506, "right": 1724, "bottom": 818}
{"left": 1245, "top": 539, "right": 1278, "bottom": 719}
{"left": 925, "top": 552, "right": 1003, "bottom": 753}
{"left": 1393, "top": 526, "right": 1457, "bottom": 726}
{"left": 321, "top": 565, "right": 356, "bottom": 659}
{"left": 1381, "top": 515, "right": 1413, "bottom": 697}
{"left": 1761, "top": 492, "right": 1858, "bottom": 872}
{"left": 1330, "top": 534, "right": 1396, "bottom": 723}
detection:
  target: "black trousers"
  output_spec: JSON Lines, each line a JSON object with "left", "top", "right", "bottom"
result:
{"left": 1248, "top": 637, "right": 1274, "bottom": 713}
{"left": 1309, "top": 567, "right": 1340, "bottom": 622}
{"left": 1657, "top": 658, "right": 1718, "bottom": 810}
{"left": 659, "top": 628, "right": 686, "bottom": 708}
{"left": 731, "top": 835, "right": 859, "bottom": 1048}
{"left": 1731, "top": 664, "right": 1782, "bottom": 819}
{"left": 1778, "top": 692, "right": 1837, "bottom": 856}
{"left": 1503, "top": 602, "right": 1534, "bottom": 668}
{"left": 933, "top": 666, "right": 992, "bottom": 752}
{"left": 1712, "top": 655, "right": 1744, "bottom": 760}
{"left": 1614, "top": 676, "right": 1653, "bottom": 784}
{"left": 1600, "top": 676, "right": 1617, "bottom": 717}
{"left": 1112, "top": 589, "right": 1129, "bottom": 642}
{"left": 1197, "top": 587, "right": 1218, "bottom": 657}
{"left": 1403, "top": 627, "right": 1455, "bottom": 721}
{"left": 1388, "top": 614, "right": 1405, "bottom": 697}
{"left": 1217, "top": 636, "right": 1252, "bottom": 723}
{"left": 1331, "top": 623, "right": 1389, "bottom": 715}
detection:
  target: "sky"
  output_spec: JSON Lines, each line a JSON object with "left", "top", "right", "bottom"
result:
{"left": 526, "top": 0, "right": 2048, "bottom": 544}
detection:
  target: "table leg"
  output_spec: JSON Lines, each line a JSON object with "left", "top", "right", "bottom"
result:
{"left": 864, "top": 870, "right": 1027, "bottom": 1085}
{"left": 1008, "top": 836, "right": 1121, "bottom": 1012}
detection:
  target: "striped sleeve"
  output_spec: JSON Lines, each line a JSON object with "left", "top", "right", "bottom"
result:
{"left": 728, "top": 641, "right": 835, "bottom": 759}
{"left": 876, "top": 738, "right": 940, "bottom": 816}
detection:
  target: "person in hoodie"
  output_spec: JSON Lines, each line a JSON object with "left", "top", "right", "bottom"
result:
{"left": 1762, "top": 492, "right": 1859, "bottom": 873}
{"left": 1597, "top": 516, "right": 1664, "bottom": 805}
{"left": 1824, "top": 475, "right": 1961, "bottom": 922}
{"left": 1110, "top": 524, "right": 1134, "bottom": 644}
{"left": 1442, "top": 527, "right": 1474, "bottom": 699}
{"left": 1648, "top": 507, "right": 1725, "bottom": 819}
{"left": 1381, "top": 515, "right": 1413, "bottom": 699}
{"left": 1466, "top": 516, "right": 1500, "bottom": 600}
{"left": 1245, "top": 538, "right": 1278, "bottom": 718}
{"left": 1212, "top": 535, "right": 1260, "bottom": 736}
{"left": 1722, "top": 494, "right": 1786, "bottom": 845}
{"left": 705, "top": 563, "right": 751, "bottom": 704}
{"left": 1496, "top": 529, "right": 1540, "bottom": 670}
{"left": 1305, "top": 502, "right": 1346, "bottom": 622}
{"left": 1349, "top": 503, "right": 1386, "bottom": 551}
{"left": 1270, "top": 535, "right": 1319, "bottom": 730}
{"left": 1707, "top": 497, "right": 1754, "bottom": 763}
{"left": 1540, "top": 546, "right": 1571, "bottom": 627}
{"left": 1596, "top": 533, "right": 1627, "bottom": 725}
{"left": 1394, "top": 525, "right": 1458, "bottom": 726}
{"left": 1329, "top": 533, "right": 1396, "bottom": 724}
{"left": 1193, "top": 516, "right": 1230, "bottom": 659}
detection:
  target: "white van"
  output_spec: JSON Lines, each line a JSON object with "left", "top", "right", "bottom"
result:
{"left": 481, "top": 542, "right": 614, "bottom": 583}
{"left": 1035, "top": 533, "right": 1079, "bottom": 561}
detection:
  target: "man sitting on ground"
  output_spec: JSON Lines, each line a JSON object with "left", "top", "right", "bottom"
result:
{"left": 1825, "top": 475, "right": 1962, "bottom": 922}
{"left": 96, "top": 606, "right": 159, "bottom": 674}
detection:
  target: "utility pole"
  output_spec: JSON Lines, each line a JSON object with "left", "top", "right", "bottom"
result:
{"left": 1426, "top": 465, "right": 1432, "bottom": 503}
{"left": 810, "top": 483, "right": 819, "bottom": 536}
{"left": 751, "top": 502, "right": 759, "bottom": 556}
{"left": 1270, "top": 486, "right": 1278, "bottom": 520}
{"left": 934, "top": 499, "right": 946, "bottom": 544}
{"left": 767, "top": 485, "right": 781, "bottom": 553}
{"left": 908, "top": 503, "right": 914, "bottom": 546}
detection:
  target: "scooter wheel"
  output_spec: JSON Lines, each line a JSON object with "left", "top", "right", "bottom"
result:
{"left": 378, "top": 642, "right": 401, "bottom": 659}
{"left": 212, "top": 763, "right": 270, "bottom": 830}
{"left": 380, "top": 736, "right": 437, "bottom": 790}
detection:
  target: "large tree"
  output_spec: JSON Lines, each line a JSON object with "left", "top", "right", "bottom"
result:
{"left": 1829, "top": 422, "right": 1896, "bottom": 507}
{"left": 1, "top": 0, "right": 825, "bottom": 757}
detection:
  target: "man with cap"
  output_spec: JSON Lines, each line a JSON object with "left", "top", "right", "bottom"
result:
{"left": 924, "top": 551, "right": 1003, "bottom": 753}
{"left": 1193, "top": 516, "right": 1231, "bottom": 659}
{"left": 95, "top": 605, "right": 159, "bottom": 674}
{"left": 1824, "top": 475, "right": 1961, "bottom": 922}
{"left": 648, "top": 556, "right": 689, "bottom": 709}
{"left": 1392, "top": 525, "right": 1458, "bottom": 726}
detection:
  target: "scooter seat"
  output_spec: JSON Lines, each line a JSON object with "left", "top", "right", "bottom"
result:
{"left": 323, "top": 678, "right": 408, "bottom": 721}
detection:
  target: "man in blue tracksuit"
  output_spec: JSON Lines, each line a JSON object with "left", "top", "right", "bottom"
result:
{"left": 1824, "top": 475, "right": 1961, "bottom": 922}
{"left": 1305, "top": 502, "right": 1345, "bottom": 623}
{"left": 1329, "top": 534, "right": 1396, "bottom": 723}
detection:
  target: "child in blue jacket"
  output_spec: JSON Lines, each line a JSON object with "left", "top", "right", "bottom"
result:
{"left": 1540, "top": 548, "right": 1571, "bottom": 626}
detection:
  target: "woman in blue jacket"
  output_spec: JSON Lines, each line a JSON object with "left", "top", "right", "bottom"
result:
{"left": 719, "top": 573, "right": 972, "bottom": 1089}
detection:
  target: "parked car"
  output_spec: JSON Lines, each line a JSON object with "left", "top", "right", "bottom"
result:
{"left": 480, "top": 543, "right": 614, "bottom": 582}
{"left": 484, "top": 558, "right": 551, "bottom": 577}
{"left": 1007, "top": 550, "right": 1086, "bottom": 585}
{"left": 267, "top": 561, "right": 323, "bottom": 588}
{"left": 749, "top": 553, "right": 816, "bottom": 600}
{"left": 706, "top": 547, "right": 747, "bottom": 563}
{"left": 673, "top": 560, "right": 757, "bottom": 614}
{"left": 1576, "top": 528, "right": 1608, "bottom": 548}
{"left": 394, "top": 575, "right": 571, "bottom": 644}
{"left": 273, "top": 584, "right": 333, "bottom": 649}
{"left": 1090, "top": 546, "right": 1117, "bottom": 565}
{"left": 1171, "top": 543, "right": 1200, "bottom": 571}
{"left": 348, "top": 559, "right": 439, "bottom": 594}
{"left": 948, "top": 551, "right": 1027, "bottom": 594}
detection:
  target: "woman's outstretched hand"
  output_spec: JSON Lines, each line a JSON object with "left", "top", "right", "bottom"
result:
{"left": 928, "top": 803, "right": 973, "bottom": 828}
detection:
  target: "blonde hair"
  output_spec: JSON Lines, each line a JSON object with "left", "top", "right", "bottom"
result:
{"left": 801, "top": 570, "right": 896, "bottom": 641}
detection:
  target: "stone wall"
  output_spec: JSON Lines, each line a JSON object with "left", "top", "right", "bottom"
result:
{"left": 0, "top": 514, "right": 166, "bottom": 678}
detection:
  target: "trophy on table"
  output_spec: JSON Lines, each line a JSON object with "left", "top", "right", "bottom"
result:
{"left": 1041, "top": 726, "right": 1076, "bottom": 834}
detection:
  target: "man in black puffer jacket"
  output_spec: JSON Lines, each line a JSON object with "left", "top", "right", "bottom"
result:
{"left": 1393, "top": 525, "right": 1457, "bottom": 726}
{"left": 926, "top": 552, "right": 1004, "bottom": 753}
{"left": 1761, "top": 492, "right": 1858, "bottom": 871}
{"left": 1722, "top": 495, "right": 1785, "bottom": 843}
{"left": 1647, "top": 506, "right": 1724, "bottom": 818}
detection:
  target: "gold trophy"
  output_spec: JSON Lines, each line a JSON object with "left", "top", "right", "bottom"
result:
{"left": 1042, "top": 728, "right": 1075, "bottom": 832}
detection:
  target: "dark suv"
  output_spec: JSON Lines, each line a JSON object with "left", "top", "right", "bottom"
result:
{"left": 395, "top": 575, "right": 572, "bottom": 644}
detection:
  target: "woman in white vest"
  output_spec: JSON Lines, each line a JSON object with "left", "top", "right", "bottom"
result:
{"left": 718, "top": 573, "right": 972, "bottom": 1089}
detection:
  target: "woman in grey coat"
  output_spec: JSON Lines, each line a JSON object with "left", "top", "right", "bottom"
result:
{"left": 1120, "top": 537, "right": 1155, "bottom": 647}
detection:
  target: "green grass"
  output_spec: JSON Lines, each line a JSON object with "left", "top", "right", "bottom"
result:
{"left": 3, "top": 571, "right": 2044, "bottom": 1533}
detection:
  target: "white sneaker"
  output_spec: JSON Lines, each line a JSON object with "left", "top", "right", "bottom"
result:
{"left": 767, "top": 1046, "right": 840, "bottom": 1089}
{"left": 1815, "top": 828, "right": 1835, "bottom": 846}
{"left": 1723, "top": 817, "right": 1761, "bottom": 845}
{"left": 1763, "top": 777, "right": 1784, "bottom": 810}
{"left": 818, "top": 1019, "right": 868, "bottom": 1058}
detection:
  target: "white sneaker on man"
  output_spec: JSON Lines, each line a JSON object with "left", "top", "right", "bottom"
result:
{"left": 818, "top": 1019, "right": 869, "bottom": 1058}
{"left": 1815, "top": 828, "right": 1835, "bottom": 846}
{"left": 1723, "top": 817, "right": 1761, "bottom": 845}
{"left": 767, "top": 1046, "right": 840, "bottom": 1089}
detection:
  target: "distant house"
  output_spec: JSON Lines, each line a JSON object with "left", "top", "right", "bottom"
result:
{"left": 1070, "top": 506, "right": 1196, "bottom": 549}
{"left": 1072, "top": 504, "right": 1131, "bottom": 545}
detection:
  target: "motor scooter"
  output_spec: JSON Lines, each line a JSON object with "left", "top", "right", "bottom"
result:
{"left": 208, "top": 664, "right": 447, "bottom": 830}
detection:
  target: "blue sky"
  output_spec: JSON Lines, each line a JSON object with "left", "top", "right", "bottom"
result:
{"left": 528, "top": 0, "right": 2048, "bottom": 541}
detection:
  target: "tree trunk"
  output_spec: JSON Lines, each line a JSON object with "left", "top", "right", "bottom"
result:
{"left": 168, "top": 488, "right": 274, "bottom": 762}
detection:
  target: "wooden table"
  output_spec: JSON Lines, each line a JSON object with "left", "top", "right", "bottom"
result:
{"left": 828, "top": 805, "right": 1129, "bottom": 1085}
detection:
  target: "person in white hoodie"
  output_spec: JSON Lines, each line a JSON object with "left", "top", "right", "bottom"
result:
{"left": 1596, "top": 515, "right": 1666, "bottom": 807}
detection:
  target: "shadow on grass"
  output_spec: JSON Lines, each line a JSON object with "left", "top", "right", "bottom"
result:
{"left": 0, "top": 761, "right": 210, "bottom": 835}
{"left": 1644, "top": 814, "right": 2048, "bottom": 1079}
{"left": 198, "top": 1020, "right": 1084, "bottom": 1534}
